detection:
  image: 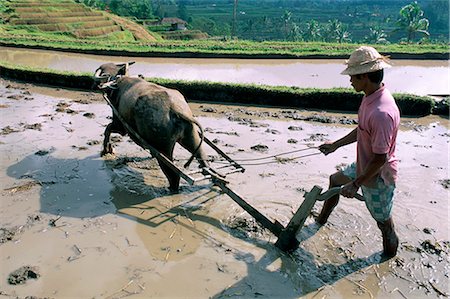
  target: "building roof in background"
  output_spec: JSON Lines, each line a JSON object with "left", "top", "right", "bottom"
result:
{"left": 160, "top": 17, "right": 187, "bottom": 25}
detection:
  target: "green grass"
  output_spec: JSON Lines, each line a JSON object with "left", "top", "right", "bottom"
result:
{"left": 0, "top": 32, "right": 448, "bottom": 58}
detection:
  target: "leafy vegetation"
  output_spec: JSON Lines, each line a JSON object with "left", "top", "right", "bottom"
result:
{"left": 0, "top": 0, "right": 448, "bottom": 58}
{"left": 394, "top": 1, "right": 430, "bottom": 42}
{"left": 56, "top": 0, "right": 449, "bottom": 44}
{"left": 123, "top": 0, "right": 447, "bottom": 43}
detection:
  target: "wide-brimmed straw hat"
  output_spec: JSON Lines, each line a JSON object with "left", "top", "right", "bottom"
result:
{"left": 341, "top": 46, "right": 391, "bottom": 75}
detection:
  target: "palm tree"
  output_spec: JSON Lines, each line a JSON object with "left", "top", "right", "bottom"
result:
{"left": 243, "top": 19, "right": 254, "bottom": 35}
{"left": 364, "top": 26, "right": 389, "bottom": 44}
{"left": 232, "top": 0, "right": 238, "bottom": 37}
{"left": 324, "top": 19, "right": 351, "bottom": 43}
{"left": 395, "top": 1, "right": 429, "bottom": 42}
{"left": 302, "top": 20, "right": 321, "bottom": 42}
{"left": 282, "top": 10, "right": 292, "bottom": 40}
{"left": 289, "top": 23, "right": 301, "bottom": 41}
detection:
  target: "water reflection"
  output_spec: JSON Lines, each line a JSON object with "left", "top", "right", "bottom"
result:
{"left": 1, "top": 46, "right": 448, "bottom": 96}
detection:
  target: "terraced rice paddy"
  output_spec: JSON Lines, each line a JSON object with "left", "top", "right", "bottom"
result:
{"left": 3, "top": 0, "right": 155, "bottom": 40}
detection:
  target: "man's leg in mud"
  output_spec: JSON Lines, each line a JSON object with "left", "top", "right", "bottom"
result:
{"left": 316, "top": 171, "right": 352, "bottom": 225}
{"left": 377, "top": 217, "right": 399, "bottom": 258}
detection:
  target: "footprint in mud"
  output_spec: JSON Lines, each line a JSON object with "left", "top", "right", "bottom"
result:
{"left": 22, "top": 123, "right": 42, "bottom": 131}
{"left": 35, "top": 149, "right": 52, "bottom": 156}
{"left": 83, "top": 112, "right": 95, "bottom": 119}
{"left": 56, "top": 102, "right": 70, "bottom": 112}
{"left": 56, "top": 102, "right": 78, "bottom": 114}
{"left": 200, "top": 106, "right": 217, "bottom": 113}
{"left": 8, "top": 266, "right": 40, "bottom": 285}
{"left": 1, "top": 126, "right": 20, "bottom": 135}
{"left": 438, "top": 179, "right": 450, "bottom": 189}
{"left": 265, "top": 128, "right": 281, "bottom": 135}
{"left": 6, "top": 94, "right": 25, "bottom": 100}
{"left": 250, "top": 144, "right": 269, "bottom": 152}
{"left": 87, "top": 140, "right": 101, "bottom": 146}
{"left": 225, "top": 215, "right": 267, "bottom": 239}
{"left": 72, "top": 145, "right": 89, "bottom": 151}
{"left": 303, "top": 133, "right": 329, "bottom": 142}
{"left": 0, "top": 227, "right": 17, "bottom": 244}
{"left": 288, "top": 125, "right": 303, "bottom": 131}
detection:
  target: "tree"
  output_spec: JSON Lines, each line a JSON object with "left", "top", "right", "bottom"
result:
{"left": 105, "top": 0, "right": 153, "bottom": 19}
{"left": 153, "top": 0, "right": 165, "bottom": 19}
{"left": 192, "top": 17, "right": 219, "bottom": 36}
{"left": 324, "top": 19, "right": 351, "bottom": 43}
{"left": 243, "top": 19, "right": 255, "bottom": 34}
{"left": 302, "top": 20, "right": 321, "bottom": 42}
{"left": 289, "top": 22, "right": 301, "bottom": 41}
{"left": 395, "top": 1, "right": 429, "bottom": 42}
{"left": 177, "top": 2, "right": 189, "bottom": 21}
{"left": 134, "top": 0, "right": 153, "bottom": 19}
{"left": 281, "top": 10, "right": 292, "bottom": 39}
{"left": 364, "top": 26, "right": 389, "bottom": 44}
{"left": 232, "top": 0, "right": 238, "bottom": 37}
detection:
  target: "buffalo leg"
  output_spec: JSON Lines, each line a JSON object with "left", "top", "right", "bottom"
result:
{"left": 101, "top": 118, "right": 126, "bottom": 156}
{"left": 157, "top": 145, "right": 180, "bottom": 192}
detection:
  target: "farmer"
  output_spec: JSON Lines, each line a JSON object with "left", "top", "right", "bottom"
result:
{"left": 316, "top": 46, "right": 400, "bottom": 258}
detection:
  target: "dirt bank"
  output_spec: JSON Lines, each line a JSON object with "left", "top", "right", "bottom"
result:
{"left": 0, "top": 79, "right": 449, "bottom": 298}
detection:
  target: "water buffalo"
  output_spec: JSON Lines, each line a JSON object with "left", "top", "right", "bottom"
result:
{"left": 94, "top": 62, "right": 208, "bottom": 191}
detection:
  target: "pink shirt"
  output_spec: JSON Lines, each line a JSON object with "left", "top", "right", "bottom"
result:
{"left": 357, "top": 85, "right": 400, "bottom": 186}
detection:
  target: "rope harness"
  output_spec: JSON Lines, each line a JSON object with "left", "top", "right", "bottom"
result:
{"left": 212, "top": 146, "right": 322, "bottom": 166}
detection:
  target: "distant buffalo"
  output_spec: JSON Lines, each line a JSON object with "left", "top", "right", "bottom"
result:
{"left": 94, "top": 62, "right": 208, "bottom": 191}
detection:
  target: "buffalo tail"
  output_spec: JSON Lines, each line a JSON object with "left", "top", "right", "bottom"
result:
{"left": 183, "top": 118, "right": 205, "bottom": 169}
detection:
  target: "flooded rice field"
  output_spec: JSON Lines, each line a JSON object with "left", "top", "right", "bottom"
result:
{"left": 1, "top": 46, "right": 449, "bottom": 96}
{"left": 0, "top": 78, "right": 449, "bottom": 298}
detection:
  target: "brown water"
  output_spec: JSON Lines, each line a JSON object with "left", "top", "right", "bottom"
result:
{"left": 0, "top": 79, "right": 448, "bottom": 298}
{"left": 1, "top": 46, "right": 449, "bottom": 96}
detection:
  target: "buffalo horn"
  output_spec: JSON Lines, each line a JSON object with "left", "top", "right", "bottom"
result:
{"left": 99, "top": 81, "right": 118, "bottom": 90}
{"left": 93, "top": 69, "right": 109, "bottom": 81}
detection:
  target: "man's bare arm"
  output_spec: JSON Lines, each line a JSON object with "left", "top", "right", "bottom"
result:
{"left": 319, "top": 128, "right": 357, "bottom": 155}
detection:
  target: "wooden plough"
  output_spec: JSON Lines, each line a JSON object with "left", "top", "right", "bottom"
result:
{"left": 103, "top": 93, "right": 364, "bottom": 252}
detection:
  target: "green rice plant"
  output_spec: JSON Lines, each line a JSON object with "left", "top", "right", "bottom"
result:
{"left": 393, "top": 93, "right": 437, "bottom": 116}
{"left": 432, "top": 98, "right": 449, "bottom": 116}
{"left": 86, "top": 29, "right": 135, "bottom": 42}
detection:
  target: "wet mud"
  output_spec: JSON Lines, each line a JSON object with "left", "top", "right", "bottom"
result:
{"left": 0, "top": 78, "right": 449, "bottom": 298}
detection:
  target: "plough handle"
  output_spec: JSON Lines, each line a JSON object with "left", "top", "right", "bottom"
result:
{"left": 275, "top": 186, "right": 323, "bottom": 252}
{"left": 316, "top": 186, "right": 365, "bottom": 201}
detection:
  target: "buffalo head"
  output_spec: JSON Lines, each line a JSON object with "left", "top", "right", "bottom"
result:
{"left": 93, "top": 61, "right": 135, "bottom": 89}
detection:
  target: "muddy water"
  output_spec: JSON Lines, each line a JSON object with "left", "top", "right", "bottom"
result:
{"left": 1, "top": 46, "right": 449, "bottom": 96}
{"left": 0, "top": 79, "right": 449, "bottom": 298}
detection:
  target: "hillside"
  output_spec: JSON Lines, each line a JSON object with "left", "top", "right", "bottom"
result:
{"left": 0, "top": 0, "right": 157, "bottom": 41}
{"left": 162, "top": 0, "right": 448, "bottom": 43}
